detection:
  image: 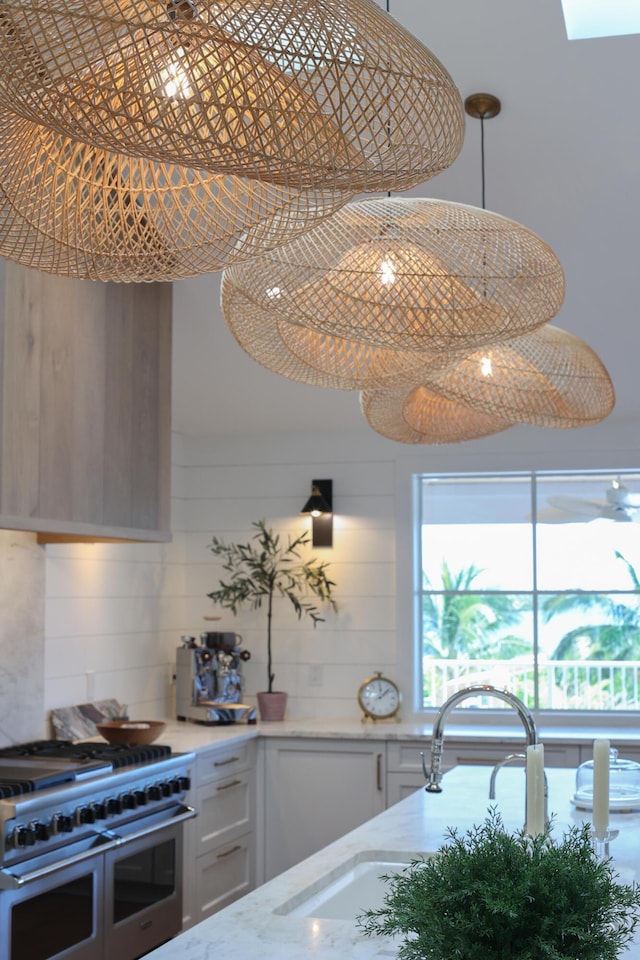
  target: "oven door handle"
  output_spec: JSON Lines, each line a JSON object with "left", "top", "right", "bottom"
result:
{"left": 109, "top": 804, "right": 197, "bottom": 847}
{"left": 0, "top": 834, "right": 119, "bottom": 890}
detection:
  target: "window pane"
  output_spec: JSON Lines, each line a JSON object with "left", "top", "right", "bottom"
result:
{"left": 421, "top": 476, "right": 533, "bottom": 590}
{"left": 536, "top": 474, "right": 640, "bottom": 591}
{"left": 538, "top": 592, "right": 640, "bottom": 711}
{"left": 417, "top": 470, "right": 640, "bottom": 715}
{"left": 421, "top": 595, "right": 534, "bottom": 709}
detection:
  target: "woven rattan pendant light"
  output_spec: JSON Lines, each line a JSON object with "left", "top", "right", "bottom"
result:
{"left": 221, "top": 271, "right": 460, "bottom": 390}
{"left": 0, "top": 0, "right": 465, "bottom": 192}
{"left": 421, "top": 324, "right": 615, "bottom": 429}
{"left": 360, "top": 384, "right": 513, "bottom": 444}
{"left": 0, "top": 107, "right": 352, "bottom": 282}
{"left": 221, "top": 196, "right": 566, "bottom": 354}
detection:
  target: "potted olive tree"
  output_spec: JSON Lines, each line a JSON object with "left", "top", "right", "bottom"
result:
{"left": 358, "top": 809, "right": 640, "bottom": 960}
{"left": 207, "top": 520, "right": 337, "bottom": 720}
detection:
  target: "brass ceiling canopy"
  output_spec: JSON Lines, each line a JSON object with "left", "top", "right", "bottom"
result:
{"left": 360, "top": 384, "right": 513, "bottom": 445}
{"left": 464, "top": 93, "right": 502, "bottom": 120}
{"left": 0, "top": 107, "right": 352, "bottom": 282}
{"left": 221, "top": 197, "right": 566, "bottom": 355}
{"left": 0, "top": 0, "right": 465, "bottom": 193}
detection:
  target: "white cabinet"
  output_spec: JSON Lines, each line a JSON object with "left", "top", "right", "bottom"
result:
{"left": 385, "top": 738, "right": 582, "bottom": 808}
{"left": 262, "top": 738, "right": 386, "bottom": 882}
{"left": 183, "top": 740, "right": 256, "bottom": 929}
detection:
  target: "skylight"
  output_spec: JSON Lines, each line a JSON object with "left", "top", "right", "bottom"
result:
{"left": 561, "top": 0, "right": 640, "bottom": 39}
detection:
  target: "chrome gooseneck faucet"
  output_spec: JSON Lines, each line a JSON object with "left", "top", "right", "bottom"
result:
{"left": 422, "top": 684, "right": 538, "bottom": 793}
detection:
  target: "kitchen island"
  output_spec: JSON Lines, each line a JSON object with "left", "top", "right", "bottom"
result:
{"left": 145, "top": 764, "right": 640, "bottom": 960}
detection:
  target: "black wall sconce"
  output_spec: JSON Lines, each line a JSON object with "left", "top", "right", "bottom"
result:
{"left": 301, "top": 479, "right": 333, "bottom": 547}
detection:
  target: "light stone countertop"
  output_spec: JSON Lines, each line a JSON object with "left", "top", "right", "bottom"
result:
{"left": 144, "top": 764, "right": 640, "bottom": 960}
{"left": 157, "top": 717, "right": 640, "bottom": 755}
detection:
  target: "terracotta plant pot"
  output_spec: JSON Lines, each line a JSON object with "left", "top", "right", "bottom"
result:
{"left": 257, "top": 691, "right": 288, "bottom": 721}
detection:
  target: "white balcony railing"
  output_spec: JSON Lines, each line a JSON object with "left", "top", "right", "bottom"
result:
{"left": 423, "top": 657, "right": 640, "bottom": 711}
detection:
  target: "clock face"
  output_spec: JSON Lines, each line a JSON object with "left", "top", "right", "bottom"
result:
{"left": 358, "top": 674, "right": 401, "bottom": 719}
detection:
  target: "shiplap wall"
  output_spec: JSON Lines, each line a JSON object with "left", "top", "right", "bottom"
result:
{"left": 42, "top": 434, "right": 188, "bottom": 721}
{"left": 180, "top": 433, "right": 398, "bottom": 720}
{"left": 41, "top": 417, "right": 640, "bottom": 725}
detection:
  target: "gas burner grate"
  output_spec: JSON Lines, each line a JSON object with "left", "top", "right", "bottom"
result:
{"left": 0, "top": 740, "right": 172, "bottom": 768}
{"left": 0, "top": 780, "right": 34, "bottom": 798}
{"left": 81, "top": 743, "right": 172, "bottom": 769}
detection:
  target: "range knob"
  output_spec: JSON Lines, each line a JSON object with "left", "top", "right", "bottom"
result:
{"left": 178, "top": 775, "right": 191, "bottom": 792}
{"left": 29, "top": 820, "right": 50, "bottom": 842}
{"left": 147, "top": 784, "right": 163, "bottom": 802}
{"left": 75, "top": 805, "right": 97, "bottom": 825}
{"left": 121, "top": 792, "right": 138, "bottom": 810}
{"left": 134, "top": 790, "right": 148, "bottom": 806}
{"left": 51, "top": 813, "right": 73, "bottom": 835}
{"left": 106, "top": 796, "right": 123, "bottom": 816}
{"left": 161, "top": 781, "right": 172, "bottom": 798}
{"left": 93, "top": 802, "right": 108, "bottom": 820}
{"left": 11, "top": 824, "right": 35, "bottom": 848}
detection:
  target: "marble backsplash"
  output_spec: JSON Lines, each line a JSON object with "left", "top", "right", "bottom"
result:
{"left": 0, "top": 530, "right": 45, "bottom": 746}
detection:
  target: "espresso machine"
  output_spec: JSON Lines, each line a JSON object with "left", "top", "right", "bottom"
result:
{"left": 176, "top": 632, "right": 257, "bottom": 724}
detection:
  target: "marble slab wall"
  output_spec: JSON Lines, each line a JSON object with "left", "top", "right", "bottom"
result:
{"left": 0, "top": 531, "right": 45, "bottom": 745}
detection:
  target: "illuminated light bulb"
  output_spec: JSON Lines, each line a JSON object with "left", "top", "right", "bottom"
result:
{"left": 480, "top": 355, "right": 493, "bottom": 377}
{"left": 266, "top": 285, "right": 282, "bottom": 300}
{"left": 159, "top": 49, "right": 193, "bottom": 100}
{"left": 310, "top": 508, "right": 322, "bottom": 518}
{"left": 378, "top": 256, "right": 396, "bottom": 286}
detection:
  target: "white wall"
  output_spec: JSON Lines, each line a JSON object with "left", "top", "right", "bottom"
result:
{"left": 42, "top": 434, "right": 189, "bottom": 723}
{"left": 0, "top": 531, "right": 45, "bottom": 745}
{"left": 37, "top": 415, "right": 640, "bottom": 728}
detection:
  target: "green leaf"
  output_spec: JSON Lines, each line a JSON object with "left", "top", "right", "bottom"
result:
{"left": 207, "top": 520, "right": 337, "bottom": 691}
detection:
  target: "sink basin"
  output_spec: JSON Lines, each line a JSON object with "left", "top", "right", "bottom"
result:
{"left": 275, "top": 850, "right": 430, "bottom": 920}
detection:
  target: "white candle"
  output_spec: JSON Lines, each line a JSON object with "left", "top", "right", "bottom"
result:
{"left": 592, "top": 738, "right": 610, "bottom": 836}
{"left": 526, "top": 743, "right": 545, "bottom": 836}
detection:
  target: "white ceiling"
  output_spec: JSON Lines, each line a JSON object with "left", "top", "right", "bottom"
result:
{"left": 171, "top": 0, "right": 640, "bottom": 439}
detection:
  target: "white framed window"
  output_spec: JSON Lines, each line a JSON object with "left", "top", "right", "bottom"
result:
{"left": 414, "top": 469, "right": 640, "bottom": 717}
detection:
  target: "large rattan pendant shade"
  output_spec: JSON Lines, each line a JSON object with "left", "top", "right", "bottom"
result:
{"left": 221, "top": 271, "right": 458, "bottom": 390}
{"left": 221, "top": 197, "right": 566, "bottom": 353}
{"left": 0, "top": 0, "right": 465, "bottom": 192}
{"left": 0, "top": 107, "right": 352, "bottom": 282}
{"left": 360, "top": 384, "right": 513, "bottom": 444}
{"left": 422, "top": 324, "right": 615, "bottom": 428}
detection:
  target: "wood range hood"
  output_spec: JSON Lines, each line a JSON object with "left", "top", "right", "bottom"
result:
{"left": 0, "top": 260, "right": 172, "bottom": 544}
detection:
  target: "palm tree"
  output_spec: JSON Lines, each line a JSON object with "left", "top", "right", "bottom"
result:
{"left": 422, "top": 561, "right": 528, "bottom": 661}
{"left": 542, "top": 551, "right": 640, "bottom": 661}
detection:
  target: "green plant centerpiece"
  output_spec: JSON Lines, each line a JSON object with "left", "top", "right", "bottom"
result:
{"left": 357, "top": 809, "right": 640, "bottom": 960}
{"left": 207, "top": 521, "right": 337, "bottom": 716}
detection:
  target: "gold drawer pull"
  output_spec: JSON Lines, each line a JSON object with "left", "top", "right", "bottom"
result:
{"left": 216, "top": 844, "right": 242, "bottom": 860}
{"left": 214, "top": 756, "right": 240, "bottom": 767}
{"left": 216, "top": 778, "right": 242, "bottom": 791}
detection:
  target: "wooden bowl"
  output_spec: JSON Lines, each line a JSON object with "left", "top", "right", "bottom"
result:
{"left": 96, "top": 720, "right": 166, "bottom": 746}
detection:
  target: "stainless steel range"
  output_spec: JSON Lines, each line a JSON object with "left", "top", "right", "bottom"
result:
{"left": 0, "top": 739, "right": 196, "bottom": 960}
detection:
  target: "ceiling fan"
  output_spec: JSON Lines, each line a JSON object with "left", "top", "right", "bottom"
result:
{"left": 544, "top": 478, "right": 640, "bottom": 523}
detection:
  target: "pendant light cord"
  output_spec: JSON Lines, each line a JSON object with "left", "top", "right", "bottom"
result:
{"left": 480, "top": 115, "right": 486, "bottom": 210}
{"left": 386, "top": 0, "right": 391, "bottom": 200}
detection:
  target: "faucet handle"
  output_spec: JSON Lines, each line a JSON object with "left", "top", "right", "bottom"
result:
{"left": 420, "top": 749, "right": 443, "bottom": 793}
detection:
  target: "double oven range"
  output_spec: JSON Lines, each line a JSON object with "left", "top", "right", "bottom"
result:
{"left": 0, "top": 739, "right": 196, "bottom": 960}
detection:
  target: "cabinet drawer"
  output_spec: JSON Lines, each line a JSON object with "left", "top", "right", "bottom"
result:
{"left": 196, "top": 769, "right": 254, "bottom": 852}
{"left": 196, "top": 741, "right": 253, "bottom": 787}
{"left": 195, "top": 833, "right": 254, "bottom": 920}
